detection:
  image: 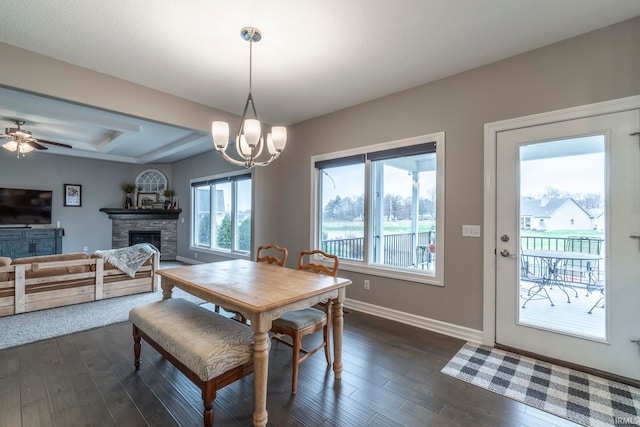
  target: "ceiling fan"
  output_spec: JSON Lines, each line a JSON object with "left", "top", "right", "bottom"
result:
{"left": 1, "top": 119, "right": 72, "bottom": 157}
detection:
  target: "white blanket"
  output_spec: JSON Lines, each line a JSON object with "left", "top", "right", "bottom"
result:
{"left": 94, "top": 243, "right": 159, "bottom": 277}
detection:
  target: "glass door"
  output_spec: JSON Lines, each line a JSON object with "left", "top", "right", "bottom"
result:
{"left": 495, "top": 109, "right": 640, "bottom": 381}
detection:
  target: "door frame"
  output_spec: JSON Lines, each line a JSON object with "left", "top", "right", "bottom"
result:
{"left": 482, "top": 95, "right": 640, "bottom": 346}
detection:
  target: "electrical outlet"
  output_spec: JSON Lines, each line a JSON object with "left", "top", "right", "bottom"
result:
{"left": 364, "top": 279, "right": 370, "bottom": 290}
{"left": 194, "top": 252, "right": 198, "bottom": 259}
{"left": 83, "top": 246, "right": 88, "bottom": 251}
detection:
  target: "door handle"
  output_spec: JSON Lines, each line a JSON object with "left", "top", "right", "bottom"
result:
{"left": 500, "top": 249, "right": 516, "bottom": 258}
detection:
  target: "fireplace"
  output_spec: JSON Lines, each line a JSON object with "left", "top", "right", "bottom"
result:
{"left": 100, "top": 208, "right": 181, "bottom": 260}
{"left": 129, "top": 230, "right": 161, "bottom": 252}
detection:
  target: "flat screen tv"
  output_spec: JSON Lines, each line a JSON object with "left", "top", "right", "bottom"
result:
{"left": 0, "top": 187, "right": 53, "bottom": 225}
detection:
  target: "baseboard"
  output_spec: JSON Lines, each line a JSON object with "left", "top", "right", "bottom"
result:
{"left": 344, "top": 298, "right": 482, "bottom": 344}
{"left": 175, "top": 256, "right": 200, "bottom": 264}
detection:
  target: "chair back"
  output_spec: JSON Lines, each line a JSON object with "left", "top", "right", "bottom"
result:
{"left": 297, "top": 249, "right": 339, "bottom": 277}
{"left": 564, "top": 236, "right": 602, "bottom": 255}
{"left": 256, "top": 244, "right": 288, "bottom": 267}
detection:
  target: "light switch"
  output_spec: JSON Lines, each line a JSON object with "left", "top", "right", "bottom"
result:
{"left": 462, "top": 225, "right": 481, "bottom": 238}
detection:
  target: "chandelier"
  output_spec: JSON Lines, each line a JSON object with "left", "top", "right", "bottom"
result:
{"left": 2, "top": 120, "right": 35, "bottom": 157}
{"left": 212, "top": 27, "right": 287, "bottom": 168}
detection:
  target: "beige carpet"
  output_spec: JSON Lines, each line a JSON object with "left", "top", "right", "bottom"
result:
{"left": 0, "top": 286, "right": 206, "bottom": 350}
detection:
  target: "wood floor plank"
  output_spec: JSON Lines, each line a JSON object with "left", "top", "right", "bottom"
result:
{"left": 78, "top": 330, "right": 148, "bottom": 425}
{"left": 0, "top": 346, "right": 21, "bottom": 427}
{"left": 1, "top": 308, "right": 586, "bottom": 427}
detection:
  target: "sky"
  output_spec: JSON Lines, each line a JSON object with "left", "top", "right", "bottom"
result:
{"left": 521, "top": 153, "right": 604, "bottom": 197}
{"left": 321, "top": 135, "right": 606, "bottom": 206}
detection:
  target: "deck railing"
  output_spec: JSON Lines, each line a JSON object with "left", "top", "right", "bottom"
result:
{"left": 321, "top": 231, "right": 435, "bottom": 268}
{"left": 322, "top": 233, "right": 603, "bottom": 284}
{"left": 521, "top": 236, "right": 604, "bottom": 285}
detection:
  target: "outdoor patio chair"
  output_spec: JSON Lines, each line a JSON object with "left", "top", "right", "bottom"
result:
{"left": 559, "top": 236, "right": 603, "bottom": 295}
{"left": 520, "top": 253, "right": 554, "bottom": 308}
{"left": 270, "top": 249, "right": 338, "bottom": 394}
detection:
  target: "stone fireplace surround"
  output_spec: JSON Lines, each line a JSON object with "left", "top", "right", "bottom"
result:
{"left": 100, "top": 208, "right": 181, "bottom": 260}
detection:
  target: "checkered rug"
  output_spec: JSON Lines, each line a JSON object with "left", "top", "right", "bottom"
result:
{"left": 441, "top": 343, "right": 640, "bottom": 427}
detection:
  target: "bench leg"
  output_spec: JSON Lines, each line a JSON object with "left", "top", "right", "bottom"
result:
{"left": 202, "top": 381, "right": 216, "bottom": 427}
{"left": 133, "top": 325, "right": 141, "bottom": 371}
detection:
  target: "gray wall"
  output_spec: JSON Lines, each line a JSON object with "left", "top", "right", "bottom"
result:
{"left": 0, "top": 17, "right": 638, "bottom": 333}
{"left": 0, "top": 149, "right": 173, "bottom": 253}
{"left": 269, "top": 17, "right": 640, "bottom": 330}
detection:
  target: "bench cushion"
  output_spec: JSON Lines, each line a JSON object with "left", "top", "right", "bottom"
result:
{"left": 129, "top": 298, "right": 254, "bottom": 381}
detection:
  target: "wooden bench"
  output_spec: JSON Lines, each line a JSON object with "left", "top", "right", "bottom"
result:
{"left": 129, "top": 298, "right": 254, "bottom": 427}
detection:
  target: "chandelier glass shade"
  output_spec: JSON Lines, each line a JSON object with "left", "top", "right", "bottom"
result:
{"left": 212, "top": 27, "right": 287, "bottom": 168}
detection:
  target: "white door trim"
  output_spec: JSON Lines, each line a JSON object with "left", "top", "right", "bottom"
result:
{"left": 482, "top": 95, "right": 640, "bottom": 346}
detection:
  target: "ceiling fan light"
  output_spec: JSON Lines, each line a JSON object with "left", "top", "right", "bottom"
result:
{"left": 18, "top": 143, "right": 33, "bottom": 154}
{"left": 3, "top": 140, "right": 18, "bottom": 151}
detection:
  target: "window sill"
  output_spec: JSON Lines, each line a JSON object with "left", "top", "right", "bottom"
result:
{"left": 189, "top": 246, "right": 251, "bottom": 260}
{"left": 338, "top": 260, "right": 443, "bottom": 286}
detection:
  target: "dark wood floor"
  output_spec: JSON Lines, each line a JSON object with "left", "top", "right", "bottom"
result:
{"left": 0, "top": 308, "right": 579, "bottom": 427}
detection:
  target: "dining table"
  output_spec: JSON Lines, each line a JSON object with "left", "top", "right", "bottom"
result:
{"left": 156, "top": 259, "right": 352, "bottom": 427}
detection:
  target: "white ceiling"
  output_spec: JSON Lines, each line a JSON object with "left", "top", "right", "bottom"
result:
{"left": 0, "top": 0, "right": 638, "bottom": 164}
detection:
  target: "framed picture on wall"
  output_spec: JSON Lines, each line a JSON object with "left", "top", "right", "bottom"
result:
{"left": 137, "top": 192, "right": 157, "bottom": 208}
{"left": 63, "top": 184, "right": 82, "bottom": 207}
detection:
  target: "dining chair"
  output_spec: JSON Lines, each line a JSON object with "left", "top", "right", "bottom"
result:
{"left": 271, "top": 249, "right": 338, "bottom": 394}
{"left": 214, "top": 244, "right": 289, "bottom": 322}
{"left": 256, "top": 243, "right": 288, "bottom": 267}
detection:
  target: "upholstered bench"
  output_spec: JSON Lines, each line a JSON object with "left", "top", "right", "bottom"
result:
{"left": 129, "top": 298, "right": 254, "bottom": 427}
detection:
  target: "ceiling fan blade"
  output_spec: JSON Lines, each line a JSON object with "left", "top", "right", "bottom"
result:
{"left": 37, "top": 139, "right": 73, "bottom": 149}
{"left": 26, "top": 141, "right": 48, "bottom": 150}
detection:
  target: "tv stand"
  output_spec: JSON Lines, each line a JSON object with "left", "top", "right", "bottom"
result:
{"left": 0, "top": 228, "right": 63, "bottom": 258}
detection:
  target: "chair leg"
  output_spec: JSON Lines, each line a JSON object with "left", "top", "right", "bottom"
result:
{"left": 588, "top": 296, "right": 605, "bottom": 314}
{"left": 291, "top": 332, "right": 301, "bottom": 394}
{"left": 133, "top": 325, "right": 142, "bottom": 371}
{"left": 522, "top": 282, "right": 554, "bottom": 308}
{"left": 323, "top": 304, "right": 332, "bottom": 366}
{"left": 322, "top": 323, "right": 332, "bottom": 366}
{"left": 202, "top": 381, "right": 216, "bottom": 427}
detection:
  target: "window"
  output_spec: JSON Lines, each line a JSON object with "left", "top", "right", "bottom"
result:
{"left": 136, "top": 169, "right": 167, "bottom": 193}
{"left": 191, "top": 172, "right": 252, "bottom": 255}
{"left": 312, "top": 133, "right": 445, "bottom": 285}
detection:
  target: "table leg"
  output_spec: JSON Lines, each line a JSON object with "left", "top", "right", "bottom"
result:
{"left": 251, "top": 318, "right": 271, "bottom": 427}
{"left": 160, "top": 280, "right": 174, "bottom": 300}
{"left": 331, "top": 288, "right": 346, "bottom": 379}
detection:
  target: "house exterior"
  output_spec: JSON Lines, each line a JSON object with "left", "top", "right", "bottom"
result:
{"left": 520, "top": 197, "right": 593, "bottom": 231}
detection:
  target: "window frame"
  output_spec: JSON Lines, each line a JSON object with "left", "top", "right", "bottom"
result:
{"left": 310, "top": 132, "right": 445, "bottom": 286}
{"left": 190, "top": 170, "right": 253, "bottom": 258}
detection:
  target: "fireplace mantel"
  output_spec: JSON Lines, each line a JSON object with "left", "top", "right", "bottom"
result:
{"left": 99, "top": 208, "right": 182, "bottom": 220}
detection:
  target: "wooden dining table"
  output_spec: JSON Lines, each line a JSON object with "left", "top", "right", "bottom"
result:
{"left": 156, "top": 259, "right": 352, "bottom": 427}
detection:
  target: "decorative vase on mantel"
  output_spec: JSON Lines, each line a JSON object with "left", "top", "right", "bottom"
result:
{"left": 121, "top": 183, "right": 137, "bottom": 209}
{"left": 163, "top": 189, "right": 175, "bottom": 209}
